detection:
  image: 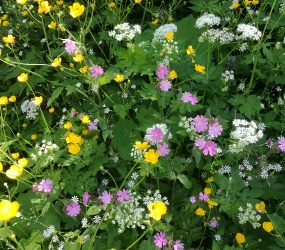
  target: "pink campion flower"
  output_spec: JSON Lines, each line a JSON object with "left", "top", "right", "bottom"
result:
{"left": 90, "top": 65, "right": 104, "bottom": 79}
{"left": 66, "top": 202, "right": 81, "bottom": 217}
{"left": 88, "top": 121, "right": 98, "bottom": 130}
{"left": 199, "top": 192, "right": 209, "bottom": 201}
{"left": 82, "top": 191, "right": 90, "bottom": 205}
{"left": 181, "top": 92, "right": 198, "bottom": 105}
{"left": 190, "top": 196, "right": 196, "bottom": 203}
{"left": 278, "top": 138, "right": 285, "bottom": 152}
{"left": 154, "top": 231, "right": 168, "bottom": 248}
{"left": 209, "top": 219, "right": 218, "bottom": 228}
{"left": 208, "top": 122, "right": 223, "bottom": 137}
{"left": 117, "top": 189, "right": 131, "bottom": 202}
{"left": 157, "top": 143, "right": 170, "bottom": 156}
{"left": 159, "top": 80, "right": 172, "bottom": 91}
{"left": 101, "top": 191, "right": 113, "bottom": 204}
{"left": 195, "top": 138, "right": 206, "bottom": 149}
{"left": 173, "top": 240, "right": 184, "bottom": 250}
{"left": 202, "top": 140, "right": 217, "bottom": 156}
{"left": 156, "top": 65, "right": 169, "bottom": 79}
{"left": 38, "top": 179, "right": 52, "bottom": 193}
{"left": 191, "top": 115, "right": 208, "bottom": 133}
{"left": 62, "top": 36, "right": 77, "bottom": 54}
{"left": 149, "top": 127, "right": 164, "bottom": 143}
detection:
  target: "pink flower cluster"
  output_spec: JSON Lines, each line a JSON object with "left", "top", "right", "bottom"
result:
{"left": 190, "top": 192, "right": 209, "bottom": 203}
{"left": 90, "top": 65, "right": 104, "bottom": 79}
{"left": 154, "top": 231, "right": 184, "bottom": 249}
{"left": 62, "top": 36, "right": 77, "bottom": 54}
{"left": 100, "top": 189, "right": 131, "bottom": 204}
{"left": 156, "top": 65, "right": 172, "bottom": 92}
{"left": 190, "top": 115, "right": 223, "bottom": 156}
{"left": 181, "top": 92, "right": 198, "bottom": 105}
{"left": 33, "top": 178, "right": 53, "bottom": 193}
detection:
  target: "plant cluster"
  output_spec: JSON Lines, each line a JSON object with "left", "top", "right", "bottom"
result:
{"left": 0, "top": 0, "right": 285, "bottom": 249}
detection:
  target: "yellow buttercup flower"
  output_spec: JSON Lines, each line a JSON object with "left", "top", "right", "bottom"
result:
{"left": 48, "top": 21, "right": 56, "bottom": 29}
{"left": 68, "top": 143, "right": 81, "bottom": 154}
{"left": 243, "top": 0, "right": 251, "bottom": 6}
{"left": 1, "top": 15, "right": 8, "bottom": 20}
{"left": 51, "top": 4, "right": 58, "bottom": 11}
{"left": 79, "top": 66, "right": 88, "bottom": 73}
{"left": 32, "top": 96, "right": 43, "bottom": 106}
{"left": 255, "top": 201, "right": 265, "bottom": 212}
{"left": 0, "top": 163, "right": 2, "bottom": 171}
{"left": 80, "top": 115, "right": 91, "bottom": 124}
{"left": 195, "top": 64, "right": 205, "bottom": 74}
{"left": 49, "top": 107, "right": 54, "bottom": 113}
{"left": 11, "top": 152, "right": 20, "bottom": 159}
{"left": 144, "top": 149, "right": 160, "bottom": 164}
{"left": 65, "top": 132, "right": 82, "bottom": 144}
{"left": 148, "top": 201, "right": 167, "bottom": 220}
{"left": 108, "top": 2, "right": 116, "bottom": 8}
{"left": 22, "top": 10, "right": 28, "bottom": 16}
{"left": 57, "top": 0, "right": 64, "bottom": 5}
{"left": 252, "top": 0, "right": 259, "bottom": 4}
{"left": 6, "top": 165, "right": 23, "bottom": 179}
{"left": 262, "top": 222, "right": 274, "bottom": 232}
{"left": 0, "top": 200, "right": 20, "bottom": 221}
{"left": 38, "top": 1, "right": 51, "bottom": 14}
{"left": 2, "top": 35, "right": 15, "bottom": 44}
{"left": 52, "top": 57, "right": 62, "bottom": 67}
{"left": 232, "top": 1, "right": 240, "bottom": 8}
{"left": 31, "top": 134, "right": 37, "bottom": 140}
{"left": 169, "top": 70, "right": 177, "bottom": 80}
{"left": 17, "top": 0, "right": 27, "bottom": 4}
{"left": 134, "top": 141, "right": 150, "bottom": 150}
{"left": 164, "top": 31, "right": 174, "bottom": 41}
{"left": 82, "top": 129, "right": 88, "bottom": 135}
{"left": 8, "top": 96, "right": 16, "bottom": 102}
{"left": 204, "top": 187, "right": 211, "bottom": 195}
{"left": 22, "top": 123, "right": 28, "bottom": 128}
{"left": 195, "top": 207, "right": 206, "bottom": 216}
{"left": 17, "top": 73, "right": 28, "bottom": 82}
{"left": 135, "top": 0, "right": 142, "bottom": 3}
{"left": 2, "top": 21, "right": 9, "bottom": 27}
{"left": 207, "top": 199, "right": 218, "bottom": 209}
{"left": 205, "top": 176, "right": 214, "bottom": 183}
{"left": 186, "top": 45, "right": 196, "bottom": 56}
{"left": 73, "top": 53, "right": 84, "bottom": 62}
{"left": 168, "top": 16, "right": 173, "bottom": 21}
{"left": 114, "top": 74, "right": 124, "bottom": 83}
{"left": 235, "top": 233, "right": 245, "bottom": 244}
{"left": 151, "top": 19, "right": 158, "bottom": 25}
{"left": 64, "top": 122, "right": 72, "bottom": 129}
{"left": 0, "top": 96, "right": 8, "bottom": 105}
{"left": 69, "top": 2, "right": 85, "bottom": 18}
{"left": 18, "top": 158, "right": 28, "bottom": 168}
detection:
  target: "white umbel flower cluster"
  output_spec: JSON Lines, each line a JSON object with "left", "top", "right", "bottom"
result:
{"left": 153, "top": 23, "right": 177, "bottom": 39}
{"left": 21, "top": 99, "right": 39, "bottom": 119}
{"left": 195, "top": 12, "right": 221, "bottom": 29}
{"left": 108, "top": 23, "right": 141, "bottom": 41}
{"left": 198, "top": 28, "right": 235, "bottom": 44}
{"left": 221, "top": 70, "right": 235, "bottom": 82}
{"left": 237, "top": 203, "right": 261, "bottom": 229}
{"left": 235, "top": 24, "right": 262, "bottom": 41}
{"left": 229, "top": 119, "right": 264, "bottom": 153}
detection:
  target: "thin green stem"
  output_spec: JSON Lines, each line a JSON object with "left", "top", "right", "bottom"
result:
{"left": 125, "top": 226, "right": 153, "bottom": 250}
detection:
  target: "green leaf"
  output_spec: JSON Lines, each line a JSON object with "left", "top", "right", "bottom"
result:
{"left": 177, "top": 174, "right": 192, "bottom": 189}
{"left": 47, "top": 87, "right": 64, "bottom": 107}
{"left": 86, "top": 205, "right": 101, "bottom": 216}
{"left": 239, "top": 95, "right": 261, "bottom": 119}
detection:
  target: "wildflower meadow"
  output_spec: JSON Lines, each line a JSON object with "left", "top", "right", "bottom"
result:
{"left": 1, "top": 0, "right": 285, "bottom": 249}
